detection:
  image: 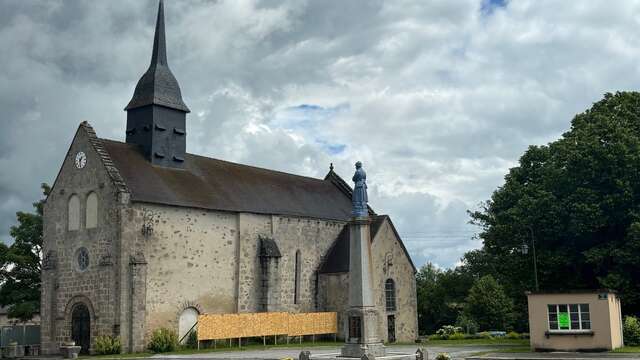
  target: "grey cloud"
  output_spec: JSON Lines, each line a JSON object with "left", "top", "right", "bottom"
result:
{"left": 2, "top": 0, "right": 639, "bottom": 267}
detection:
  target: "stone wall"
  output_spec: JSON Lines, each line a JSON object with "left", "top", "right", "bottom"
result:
{"left": 127, "top": 204, "right": 239, "bottom": 345}
{"left": 318, "top": 217, "right": 418, "bottom": 343}
{"left": 138, "top": 210, "right": 345, "bottom": 340}
{"left": 371, "top": 218, "right": 418, "bottom": 343}
{"left": 236, "top": 215, "right": 345, "bottom": 313}
{"left": 41, "top": 126, "right": 123, "bottom": 354}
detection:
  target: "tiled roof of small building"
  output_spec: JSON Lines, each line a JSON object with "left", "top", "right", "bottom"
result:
{"left": 102, "top": 139, "right": 354, "bottom": 221}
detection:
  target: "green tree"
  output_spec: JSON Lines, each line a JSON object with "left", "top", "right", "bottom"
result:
{"left": 469, "top": 91, "right": 640, "bottom": 317}
{"left": 464, "top": 275, "right": 513, "bottom": 331}
{"left": 0, "top": 183, "right": 49, "bottom": 321}
{"left": 416, "top": 263, "right": 474, "bottom": 334}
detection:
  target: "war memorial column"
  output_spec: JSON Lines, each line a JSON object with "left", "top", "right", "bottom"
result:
{"left": 341, "top": 162, "right": 386, "bottom": 358}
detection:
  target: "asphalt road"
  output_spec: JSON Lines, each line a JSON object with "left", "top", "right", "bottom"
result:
{"left": 149, "top": 344, "right": 515, "bottom": 360}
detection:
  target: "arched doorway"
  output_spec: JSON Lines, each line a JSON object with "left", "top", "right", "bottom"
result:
{"left": 71, "top": 304, "right": 91, "bottom": 354}
{"left": 178, "top": 307, "right": 199, "bottom": 344}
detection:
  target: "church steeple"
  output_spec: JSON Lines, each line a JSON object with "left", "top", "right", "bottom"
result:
{"left": 125, "top": 0, "right": 189, "bottom": 112}
{"left": 125, "top": 0, "right": 189, "bottom": 169}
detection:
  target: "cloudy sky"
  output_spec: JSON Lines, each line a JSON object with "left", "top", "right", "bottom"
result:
{"left": 2, "top": 0, "right": 640, "bottom": 269}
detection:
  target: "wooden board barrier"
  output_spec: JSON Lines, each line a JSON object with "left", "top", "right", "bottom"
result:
{"left": 197, "top": 312, "right": 337, "bottom": 341}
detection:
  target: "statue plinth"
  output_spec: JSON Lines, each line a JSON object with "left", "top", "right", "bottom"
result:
{"left": 340, "top": 215, "right": 385, "bottom": 358}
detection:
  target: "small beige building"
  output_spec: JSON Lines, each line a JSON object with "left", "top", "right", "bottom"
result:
{"left": 527, "top": 290, "right": 623, "bottom": 351}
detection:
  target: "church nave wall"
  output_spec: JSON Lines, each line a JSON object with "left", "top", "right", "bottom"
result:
{"left": 235, "top": 213, "right": 345, "bottom": 313}
{"left": 131, "top": 203, "right": 238, "bottom": 344}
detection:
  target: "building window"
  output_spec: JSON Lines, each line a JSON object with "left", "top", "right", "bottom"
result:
{"left": 294, "top": 250, "right": 301, "bottom": 304}
{"left": 76, "top": 247, "right": 89, "bottom": 272}
{"left": 548, "top": 304, "right": 591, "bottom": 331}
{"left": 68, "top": 195, "right": 80, "bottom": 231}
{"left": 385, "top": 279, "right": 396, "bottom": 312}
{"left": 349, "top": 316, "right": 362, "bottom": 340}
{"left": 86, "top": 192, "right": 98, "bottom": 229}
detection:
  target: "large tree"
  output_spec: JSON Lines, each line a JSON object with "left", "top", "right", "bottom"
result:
{"left": 464, "top": 275, "right": 514, "bottom": 331}
{"left": 416, "top": 263, "right": 474, "bottom": 334}
{"left": 469, "top": 92, "right": 640, "bottom": 316}
{"left": 1, "top": 183, "right": 49, "bottom": 321}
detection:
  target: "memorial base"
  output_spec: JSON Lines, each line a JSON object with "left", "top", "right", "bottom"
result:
{"left": 340, "top": 342, "right": 386, "bottom": 358}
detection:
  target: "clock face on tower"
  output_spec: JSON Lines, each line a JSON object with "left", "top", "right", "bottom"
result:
{"left": 75, "top": 151, "right": 87, "bottom": 169}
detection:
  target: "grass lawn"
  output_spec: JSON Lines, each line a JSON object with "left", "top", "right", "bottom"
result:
{"left": 422, "top": 338, "right": 529, "bottom": 346}
{"left": 79, "top": 339, "right": 533, "bottom": 358}
{"left": 613, "top": 346, "right": 640, "bottom": 353}
{"left": 79, "top": 340, "right": 341, "bottom": 359}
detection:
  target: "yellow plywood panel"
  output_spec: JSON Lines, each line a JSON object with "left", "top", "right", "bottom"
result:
{"left": 262, "top": 312, "right": 289, "bottom": 335}
{"left": 315, "top": 312, "right": 338, "bottom": 335}
{"left": 197, "top": 312, "right": 337, "bottom": 341}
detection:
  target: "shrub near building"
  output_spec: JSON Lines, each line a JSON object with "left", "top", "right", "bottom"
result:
{"left": 624, "top": 316, "right": 640, "bottom": 346}
{"left": 148, "top": 328, "right": 178, "bottom": 353}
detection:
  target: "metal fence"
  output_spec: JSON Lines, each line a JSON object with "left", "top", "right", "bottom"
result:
{"left": 0, "top": 325, "right": 40, "bottom": 347}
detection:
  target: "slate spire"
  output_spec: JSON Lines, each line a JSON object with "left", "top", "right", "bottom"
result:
{"left": 151, "top": 0, "right": 167, "bottom": 66}
{"left": 125, "top": 0, "right": 189, "bottom": 169}
{"left": 125, "top": 0, "right": 189, "bottom": 112}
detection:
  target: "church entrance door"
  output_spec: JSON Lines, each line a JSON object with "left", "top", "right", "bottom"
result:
{"left": 71, "top": 304, "right": 91, "bottom": 354}
{"left": 387, "top": 315, "right": 396, "bottom": 343}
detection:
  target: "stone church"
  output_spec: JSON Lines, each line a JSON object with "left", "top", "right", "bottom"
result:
{"left": 40, "top": 1, "right": 418, "bottom": 354}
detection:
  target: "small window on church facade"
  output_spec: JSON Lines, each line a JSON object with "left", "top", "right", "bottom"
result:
{"left": 86, "top": 192, "right": 98, "bottom": 229}
{"left": 385, "top": 278, "right": 396, "bottom": 312}
{"left": 75, "top": 247, "right": 89, "bottom": 272}
{"left": 68, "top": 195, "right": 80, "bottom": 231}
{"left": 294, "top": 250, "right": 301, "bottom": 304}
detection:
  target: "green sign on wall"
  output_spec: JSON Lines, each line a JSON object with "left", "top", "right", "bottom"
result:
{"left": 558, "top": 312, "right": 570, "bottom": 329}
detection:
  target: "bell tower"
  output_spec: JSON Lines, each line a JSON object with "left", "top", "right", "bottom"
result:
{"left": 125, "top": 0, "right": 190, "bottom": 169}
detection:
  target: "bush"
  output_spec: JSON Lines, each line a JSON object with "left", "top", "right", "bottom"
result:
{"left": 435, "top": 325, "right": 462, "bottom": 337}
{"left": 624, "top": 316, "right": 640, "bottom": 346}
{"left": 148, "top": 328, "right": 178, "bottom": 353}
{"left": 447, "top": 333, "right": 466, "bottom": 340}
{"left": 477, "top": 331, "right": 493, "bottom": 339}
{"left": 435, "top": 353, "right": 451, "bottom": 360}
{"left": 95, "top": 335, "right": 121, "bottom": 355}
{"left": 506, "top": 331, "right": 521, "bottom": 339}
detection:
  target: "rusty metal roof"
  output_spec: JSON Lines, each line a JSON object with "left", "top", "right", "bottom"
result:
{"left": 102, "top": 139, "right": 353, "bottom": 220}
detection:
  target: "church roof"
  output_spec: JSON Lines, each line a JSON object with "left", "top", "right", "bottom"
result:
{"left": 318, "top": 215, "right": 417, "bottom": 274}
{"left": 125, "top": 0, "right": 189, "bottom": 112}
{"left": 102, "top": 139, "right": 354, "bottom": 220}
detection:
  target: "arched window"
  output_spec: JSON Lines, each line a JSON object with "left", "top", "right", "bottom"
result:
{"left": 68, "top": 195, "right": 80, "bottom": 231}
{"left": 178, "top": 307, "right": 199, "bottom": 344}
{"left": 294, "top": 250, "right": 301, "bottom": 304}
{"left": 86, "top": 192, "right": 98, "bottom": 229}
{"left": 385, "top": 279, "right": 396, "bottom": 312}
